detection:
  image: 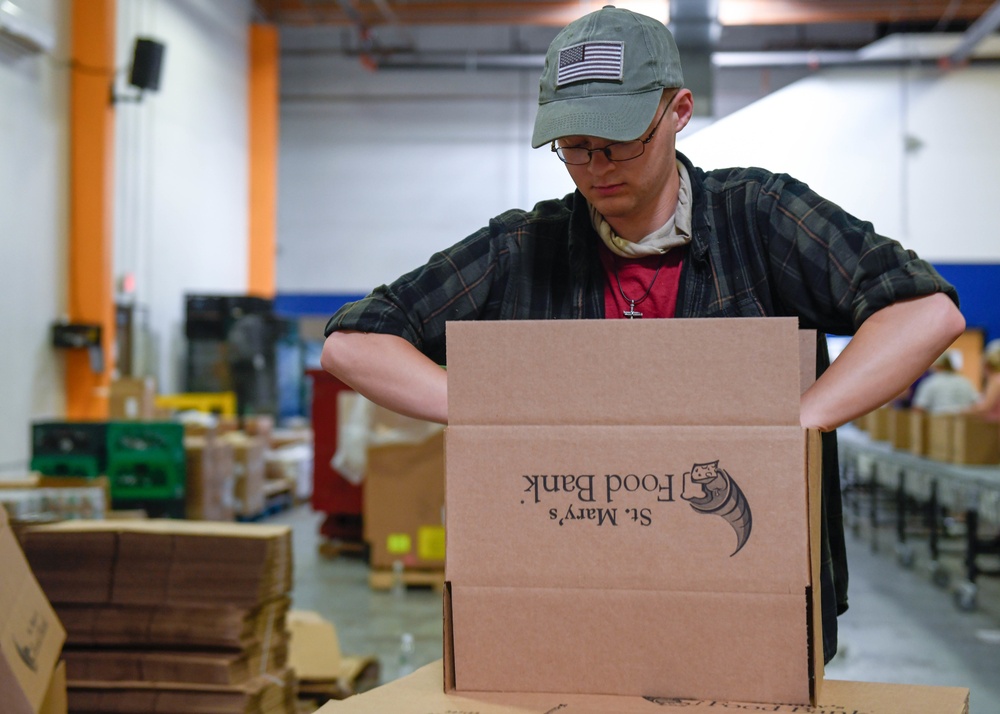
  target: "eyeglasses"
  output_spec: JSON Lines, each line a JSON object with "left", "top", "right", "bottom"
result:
{"left": 551, "top": 93, "right": 677, "bottom": 165}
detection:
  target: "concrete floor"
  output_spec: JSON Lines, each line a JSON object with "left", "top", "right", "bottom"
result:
{"left": 268, "top": 503, "right": 1000, "bottom": 710}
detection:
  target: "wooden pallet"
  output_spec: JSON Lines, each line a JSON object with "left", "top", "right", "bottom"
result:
{"left": 317, "top": 539, "right": 368, "bottom": 560}
{"left": 368, "top": 567, "right": 445, "bottom": 592}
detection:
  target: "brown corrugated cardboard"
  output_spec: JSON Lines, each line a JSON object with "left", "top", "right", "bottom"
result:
{"left": 56, "top": 598, "right": 290, "bottom": 650}
{"left": 287, "top": 610, "right": 342, "bottom": 681}
{"left": 38, "top": 661, "right": 66, "bottom": 714}
{"left": 868, "top": 406, "right": 892, "bottom": 441}
{"left": 951, "top": 414, "right": 1000, "bottom": 465}
{"left": 62, "top": 645, "right": 286, "bottom": 686}
{"left": 21, "top": 519, "right": 292, "bottom": 608}
{"left": 364, "top": 430, "right": 445, "bottom": 570}
{"left": 222, "top": 432, "right": 268, "bottom": 517}
{"left": 444, "top": 318, "right": 823, "bottom": 705}
{"left": 313, "top": 660, "right": 969, "bottom": 714}
{"left": 67, "top": 668, "right": 296, "bottom": 714}
{"left": 108, "top": 377, "right": 157, "bottom": 420}
{"left": 185, "top": 435, "right": 236, "bottom": 521}
{"left": 928, "top": 414, "right": 954, "bottom": 462}
{"left": 0, "top": 505, "right": 66, "bottom": 714}
{"left": 888, "top": 408, "right": 912, "bottom": 450}
{"left": 909, "top": 409, "right": 929, "bottom": 456}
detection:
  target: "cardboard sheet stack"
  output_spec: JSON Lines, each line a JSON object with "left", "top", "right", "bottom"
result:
{"left": 19, "top": 519, "right": 296, "bottom": 714}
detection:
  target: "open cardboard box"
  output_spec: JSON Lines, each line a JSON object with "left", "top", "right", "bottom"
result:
{"left": 443, "top": 318, "right": 824, "bottom": 705}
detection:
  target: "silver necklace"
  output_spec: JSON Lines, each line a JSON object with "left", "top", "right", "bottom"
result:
{"left": 614, "top": 254, "right": 666, "bottom": 319}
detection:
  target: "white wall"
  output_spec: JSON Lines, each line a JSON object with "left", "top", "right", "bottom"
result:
{"left": 677, "top": 37, "right": 1000, "bottom": 263}
{"left": 278, "top": 33, "right": 1000, "bottom": 299}
{"left": 277, "top": 33, "right": 574, "bottom": 293}
{"left": 115, "top": 0, "right": 253, "bottom": 392}
{"left": 0, "top": 0, "right": 67, "bottom": 472}
{"left": 0, "top": 0, "right": 252, "bottom": 471}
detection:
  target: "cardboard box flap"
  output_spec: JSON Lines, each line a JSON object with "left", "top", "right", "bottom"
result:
{"left": 1, "top": 502, "right": 67, "bottom": 714}
{"left": 445, "top": 425, "right": 810, "bottom": 593}
{"left": 447, "top": 318, "right": 802, "bottom": 426}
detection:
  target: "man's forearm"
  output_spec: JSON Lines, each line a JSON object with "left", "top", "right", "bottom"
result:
{"left": 321, "top": 330, "right": 448, "bottom": 424}
{"left": 800, "top": 293, "right": 965, "bottom": 431}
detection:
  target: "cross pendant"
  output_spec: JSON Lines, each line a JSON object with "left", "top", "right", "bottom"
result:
{"left": 623, "top": 301, "right": 642, "bottom": 319}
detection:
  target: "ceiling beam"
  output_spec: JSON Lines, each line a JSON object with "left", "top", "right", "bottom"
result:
{"left": 259, "top": 0, "right": 995, "bottom": 27}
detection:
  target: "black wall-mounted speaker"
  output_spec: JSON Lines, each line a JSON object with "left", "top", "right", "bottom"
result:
{"left": 129, "top": 38, "right": 166, "bottom": 92}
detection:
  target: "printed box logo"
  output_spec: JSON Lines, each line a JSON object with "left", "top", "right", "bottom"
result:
{"left": 521, "top": 459, "right": 754, "bottom": 556}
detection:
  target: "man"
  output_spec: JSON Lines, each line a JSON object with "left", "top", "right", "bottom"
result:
{"left": 911, "top": 351, "right": 978, "bottom": 415}
{"left": 321, "top": 7, "right": 965, "bottom": 663}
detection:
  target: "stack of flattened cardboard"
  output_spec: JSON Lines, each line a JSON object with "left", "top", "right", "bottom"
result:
{"left": 20, "top": 519, "right": 296, "bottom": 713}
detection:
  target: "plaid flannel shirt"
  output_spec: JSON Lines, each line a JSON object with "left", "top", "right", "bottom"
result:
{"left": 326, "top": 151, "right": 959, "bottom": 663}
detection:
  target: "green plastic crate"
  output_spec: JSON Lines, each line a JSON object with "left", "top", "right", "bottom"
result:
{"left": 106, "top": 422, "right": 186, "bottom": 501}
{"left": 29, "top": 454, "right": 101, "bottom": 478}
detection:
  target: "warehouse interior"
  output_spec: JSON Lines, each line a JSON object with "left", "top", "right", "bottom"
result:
{"left": 2, "top": 0, "right": 1000, "bottom": 712}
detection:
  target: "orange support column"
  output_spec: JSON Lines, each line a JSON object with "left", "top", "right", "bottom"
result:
{"left": 248, "top": 24, "right": 279, "bottom": 297}
{"left": 67, "top": 0, "right": 116, "bottom": 419}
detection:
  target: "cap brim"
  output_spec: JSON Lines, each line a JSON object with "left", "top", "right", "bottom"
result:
{"left": 531, "top": 90, "right": 663, "bottom": 148}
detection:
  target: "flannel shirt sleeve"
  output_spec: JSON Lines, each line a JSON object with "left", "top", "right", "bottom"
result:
{"left": 755, "top": 172, "right": 959, "bottom": 335}
{"left": 323, "top": 225, "right": 505, "bottom": 365}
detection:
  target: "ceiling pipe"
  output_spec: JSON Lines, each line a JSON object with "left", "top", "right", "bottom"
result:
{"left": 944, "top": 0, "right": 1000, "bottom": 66}
{"left": 669, "top": 0, "right": 719, "bottom": 115}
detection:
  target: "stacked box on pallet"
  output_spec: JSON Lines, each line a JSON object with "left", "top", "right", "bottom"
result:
{"left": 20, "top": 519, "right": 296, "bottom": 714}
{"left": 221, "top": 432, "right": 268, "bottom": 519}
{"left": 185, "top": 434, "right": 236, "bottom": 522}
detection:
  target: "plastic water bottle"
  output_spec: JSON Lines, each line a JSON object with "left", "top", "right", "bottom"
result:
{"left": 391, "top": 559, "right": 405, "bottom": 599}
{"left": 397, "top": 632, "right": 415, "bottom": 678}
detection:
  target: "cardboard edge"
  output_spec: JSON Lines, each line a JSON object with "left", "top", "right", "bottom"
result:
{"left": 442, "top": 580, "right": 455, "bottom": 693}
{"left": 805, "top": 428, "right": 825, "bottom": 704}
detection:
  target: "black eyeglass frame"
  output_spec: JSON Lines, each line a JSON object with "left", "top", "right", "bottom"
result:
{"left": 550, "top": 91, "right": 680, "bottom": 165}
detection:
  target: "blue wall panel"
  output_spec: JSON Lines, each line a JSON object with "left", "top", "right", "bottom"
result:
{"left": 932, "top": 263, "right": 999, "bottom": 345}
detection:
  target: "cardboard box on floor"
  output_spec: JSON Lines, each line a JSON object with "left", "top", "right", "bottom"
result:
{"left": 364, "top": 428, "right": 446, "bottom": 571}
{"left": 313, "top": 660, "right": 969, "bottom": 714}
{"left": 0, "top": 504, "right": 66, "bottom": 714}
{"left": 445, "top": 319, "right": 823, "bottom": 705}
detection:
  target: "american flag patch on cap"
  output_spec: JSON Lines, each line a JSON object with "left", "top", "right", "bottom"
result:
{"left": 556, "top": 41, "right": 624, "bottom": 87}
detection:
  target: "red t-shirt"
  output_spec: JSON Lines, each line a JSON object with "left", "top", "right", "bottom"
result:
{"left": 599, "top": 242, "right": 684, "bottom": 319}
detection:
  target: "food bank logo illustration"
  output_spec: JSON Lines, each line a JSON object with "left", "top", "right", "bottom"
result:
{"left": 521, "top": 460, "right": 753, "bottom": 556}
{"left": 682, "top": 460, "right": 753, "bottom": 556}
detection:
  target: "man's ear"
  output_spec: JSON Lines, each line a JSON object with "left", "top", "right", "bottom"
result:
{"left": 673, "top": 88, "right": 695, "bottom": 132}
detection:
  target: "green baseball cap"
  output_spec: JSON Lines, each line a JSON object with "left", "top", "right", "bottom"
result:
{"left": 531, "top": 6, "right": 684, "bottom": 149}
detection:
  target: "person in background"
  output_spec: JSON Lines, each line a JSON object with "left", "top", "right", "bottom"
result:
{"left": 965, "top": 345, "right": 1000, "bottom": 422}
{"left": 911, "top": 350, "right": 979, "bottom": 415}
{"left": 321, "top": 6, "right": 965, "bottom": 664}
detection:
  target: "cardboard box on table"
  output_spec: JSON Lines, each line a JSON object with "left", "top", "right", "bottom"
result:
{"left": 0, "top": 504, "right": 66, "bottom": 714}
{"left": 315, "top": 660, "right": 969, "bottom": 714}
{"left": 867, "top": 406, "right": 893, "bottom": 441}
{"left": 444, "top": 318, "right": 823, "bottom": 705}
{"left": 950, "top": 413, "right": 1000, "bottom": 465}
{"left": 909, "top": 409, "right": 929, "bottom": 456}
{"left": 887, "top": 408, "right": 913, "bottom": 450}
{"left": 927, "top": 414, "right": 955, "bottom": 462}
